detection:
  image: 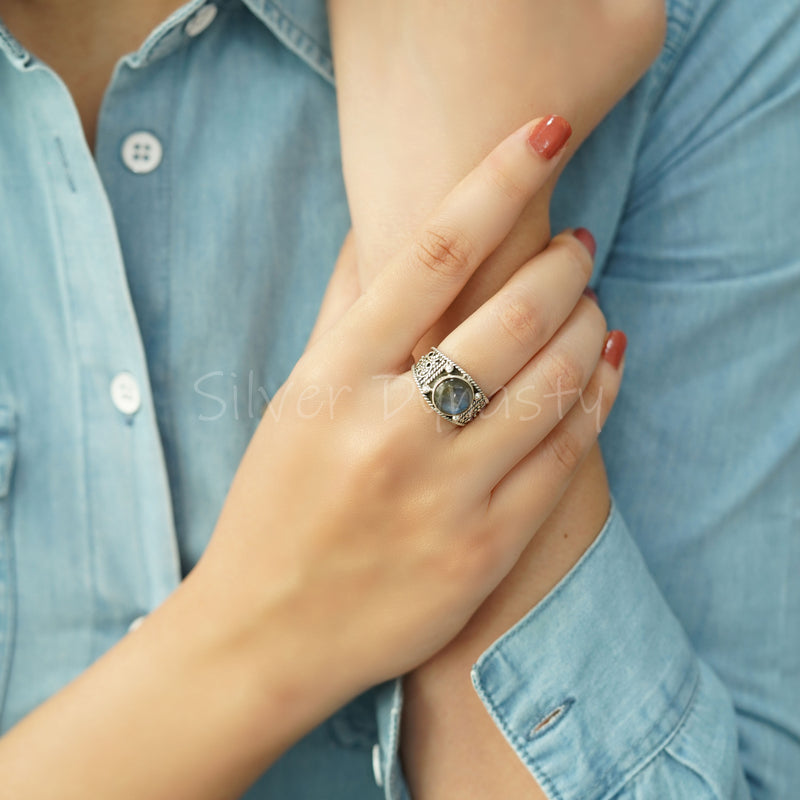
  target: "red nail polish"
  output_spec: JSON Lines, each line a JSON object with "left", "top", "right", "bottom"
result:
{"left": 527, "top": 115, "right": 572, "bottom": 159}
{"left": 573, "top": 228, "right": 596, "bottom": 258}
{"left": 602, "top": 331, "right": 627, "bottom": 370}
{"left": 583, "top": 287, "right": 599, "bottom": 304}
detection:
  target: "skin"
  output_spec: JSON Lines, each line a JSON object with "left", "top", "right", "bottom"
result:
{"left": 0, "top": 0, "right": 186, "bottom": 150}
{"left": 327, "top": 2, "right": 665, "bottom": 796}
{"left": 0, "top": 15, "right": 628, "bottom": 787}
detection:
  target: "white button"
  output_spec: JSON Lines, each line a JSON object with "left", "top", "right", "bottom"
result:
{"left": 121, "top": 131, "right": 163, "bottom": 174}
{"left": 128, "top": 615, "right": 146, "bottom": 633}
{"left": 371, "top": 743, "right": 384, "bottom": 788}
{"left": 185, "top": 4, "right": 218, "bottom": 37}
{"left": 110, "top": 372, "right": 142, "bottom": 415}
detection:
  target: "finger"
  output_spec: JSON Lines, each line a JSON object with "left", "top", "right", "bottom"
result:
{"left": 306, "top": 231, "right": 360, "bottom": 349}
{"left": 434, "top": 228, "right": 595, "bottom": 397}
{"left": 456, "top": 297, "right": 608, "bottom": 485}
{"left": 488, "top": 338, "right": 626, "bottom": 520}
{"left": 345, "top": 115, "right": 573, "bottom": 367}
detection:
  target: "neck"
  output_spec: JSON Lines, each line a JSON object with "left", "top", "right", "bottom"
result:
{"left": 0, "top": 0, "right": 186, "bottom": 150}
{"left": 0, "top": 0, "right": 185, "bottom": 49}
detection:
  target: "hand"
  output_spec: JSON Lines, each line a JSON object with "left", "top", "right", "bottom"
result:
{"left": 201, "top": 118, "right": 624, "bottom": 703}
{"left": 327, "top": 0, "right": 655, "bottom": 657}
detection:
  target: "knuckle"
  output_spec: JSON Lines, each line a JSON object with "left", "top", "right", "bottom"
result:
{"left": 412, "top": 226, "right": 475, "bottom": 280}
{"left": 546, "top": 426, "right": 584, "bottom": 474}
{"left": 450, "top": 527, "right": 502, "bottom": 584}
{"left": 428, "top": 496, "right": 497, "bottom": 582}
{"left": 483, "top": 154, "right": 526, "bottom": 203}
{"left": 542, "top": 347, "right": 585, "bottom": 397}
{"left": 496, "top": 291, "right": 540, "bottom": 347}
{"left": 338, "top": 428, "right": 411, "bottom": 500}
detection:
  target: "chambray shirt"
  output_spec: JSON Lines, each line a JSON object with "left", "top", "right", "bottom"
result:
{"left": 1, "top": 0, "right": 798, "bottom": 797}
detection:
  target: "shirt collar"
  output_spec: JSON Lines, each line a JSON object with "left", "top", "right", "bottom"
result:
{"left": 240, "top": 0, "right": 334, "bottom": 84}
{"left": 0, "top": 16, "right": 29, "bottom": 67}
{"left": 0, "top": 0, "right": 334, "bottom": 83}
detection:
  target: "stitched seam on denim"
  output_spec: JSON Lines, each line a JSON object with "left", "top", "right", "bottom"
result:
{"left": 662, "top": 664, "right": 737, "bottom": 800}
{"left": 594, "top": 661, "right": 701, "bottom": 800}
{"left": 145, "top": 35, "right": 185, "bottom": 597}
{"left": 471, "top": 663, "right": 699, "bottom": 800}
{"left": 662, "top": 746, "right": 722, "bottom": 800}
{"left": 272, "top": 9, "right": 334, "bottom": 84}
{"left": 0, "top": 21, "right": 26, "bottom": 63}
{"left": 603, "top": 669, "right": 705, "bottom": 800}
{"left": 128, "top": 0, "right": 207, "bottom": 66}
{"left": 475, "top": 662, "right": 700, "bottom": 800}
{"left": 247, "top": 0, "right": 334, "bottom": 85}
{"left": 664, "top": 748, "right": 725, "bottom": 800}
{"left": 474, "top": 500, "right": 618, "bottom": 663}
{"left": 473, "top": 501, "right": 701, "bottom": 798}
{"left": 471, "top": 670, "right": 565, "bottom": 800}
{"left": 268, "top": 1, "right": 331, "bottom": 58}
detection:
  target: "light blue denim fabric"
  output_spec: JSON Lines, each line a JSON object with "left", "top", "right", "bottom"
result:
{"left": 0, "top": 0, "right": 797, "bottom": 798}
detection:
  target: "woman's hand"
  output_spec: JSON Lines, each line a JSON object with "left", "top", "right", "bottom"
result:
{"left": 325, "top": 6, "right": 653, "bottom": 794}
{"left": 0, "top": 119, "right": 623, "bottom": 800}
{"left": 203, "top": 118, "right": 623, "bottom": 701}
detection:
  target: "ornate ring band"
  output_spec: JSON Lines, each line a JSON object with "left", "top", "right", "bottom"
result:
{"left": 412, "top": 347, "right": 489, "bottom": 426}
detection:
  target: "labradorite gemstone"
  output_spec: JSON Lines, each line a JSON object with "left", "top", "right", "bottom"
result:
{"left": 432, "top": 376, "right": 474, "bottom": 416}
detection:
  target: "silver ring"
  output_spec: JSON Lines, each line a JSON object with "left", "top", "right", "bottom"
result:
{"left": 412, "top": 347, "right": 489, "bottom": 426}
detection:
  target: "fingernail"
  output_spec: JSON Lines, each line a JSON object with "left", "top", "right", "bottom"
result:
{"left": 602, "top": 331, "right": 628, "bottom": 370}
{"left": 573, "top": 228, "right": 596, "bottom": 258}
{"left": 527, "top": 115, "right": 572, "bottom": 159}
{"left": 583, "top": 287, "right": 599, "bottom": 304}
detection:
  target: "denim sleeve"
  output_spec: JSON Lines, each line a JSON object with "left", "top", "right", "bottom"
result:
{"left": 375, "top": 0, "right": 800, "bottom": 798}
{"left": 375, "top": 508, "right": 751, "bottom": 800}
{"left": 598, "top": 0, "right": 800, "bottom": 794}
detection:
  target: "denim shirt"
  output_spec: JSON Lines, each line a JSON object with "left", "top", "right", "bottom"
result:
{"left": 0, "top": 0, "right": 798, "bottom": 798}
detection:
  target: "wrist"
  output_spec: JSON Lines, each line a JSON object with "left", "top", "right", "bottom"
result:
{"left": 410, "top": 445, "right": 610, "bottom": 676}
{"left": 0, "top": 555, "right": 347, "bottom": 800}
{"left": 183, "top": 551, "right": 357, "bottom": 756}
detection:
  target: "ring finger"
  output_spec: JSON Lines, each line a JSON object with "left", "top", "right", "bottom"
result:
{"left": 456, "top": 296, "right": 608, "bottom": 485}
{"left": 433, "top": 229, "right": 596, "bottom": 398}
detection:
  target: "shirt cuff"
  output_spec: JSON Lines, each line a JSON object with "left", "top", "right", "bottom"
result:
{"left": 375, "top": 500, "right": 700, "bottom": 800}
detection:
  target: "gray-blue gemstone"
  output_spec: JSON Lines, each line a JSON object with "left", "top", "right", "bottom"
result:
{"left": 432, "top": 376, "right": 473, "bottom": 416}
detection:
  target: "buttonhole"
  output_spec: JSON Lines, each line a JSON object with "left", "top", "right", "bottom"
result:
{"left": 529, "top": 698, "right": 573, "bottom": 738}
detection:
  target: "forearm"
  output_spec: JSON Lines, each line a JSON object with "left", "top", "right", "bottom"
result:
{"left": 329, "top": 0, "right": 665, "bottom": 341}
{"left": 329, "top": 3, "right": 661, "bottom": 797}
{"left": 0, "top": 560, "right": 338, "bottom": 800}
